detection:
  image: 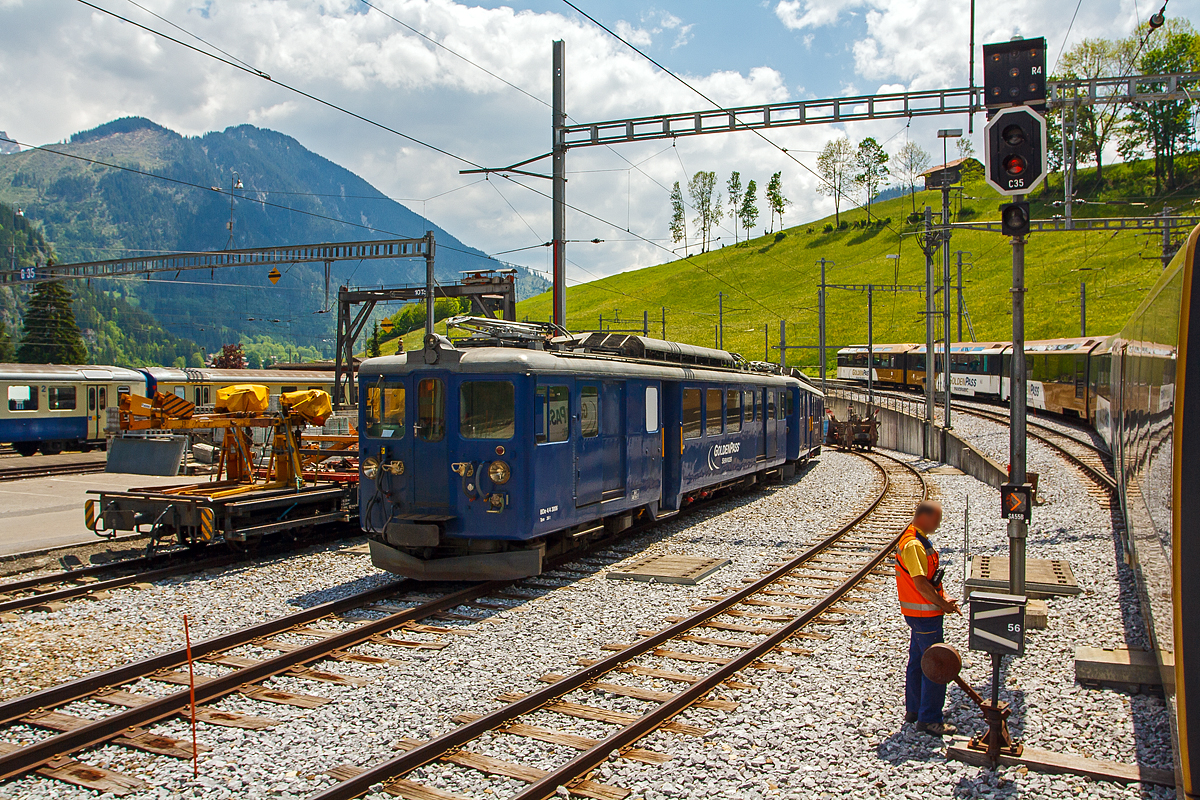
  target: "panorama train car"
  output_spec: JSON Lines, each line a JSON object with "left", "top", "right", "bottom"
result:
{"left": 358, "top": 321, "right": 824, "bottom": 581}
{"left": 835, "top": 343, "right": 915, "bottom": 387}
{"left": 934, "top": 341, "right": 1009, "bottom": 398}
{"left": 142, "top": 367, "right": 335, "bottom": 407}
{"left": 1105, "top": 222, "right": 1199, "bottom": 797}
{"left": 0, "top": 364, "right": 149, "bottom": 455}
{"left": 1001, "top": 337, "right": 1107, "bottom": 418}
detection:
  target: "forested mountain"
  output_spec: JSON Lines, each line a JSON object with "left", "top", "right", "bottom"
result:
{"left": 0, "top": 118, "right": 548, "bottom": 353}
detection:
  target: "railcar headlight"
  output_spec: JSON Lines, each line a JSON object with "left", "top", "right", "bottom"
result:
{"left": 363, "top": 457, "right": 381, "bottom": 480}
{"left": 488, "top": 460, "right": 511, "bottom": 485}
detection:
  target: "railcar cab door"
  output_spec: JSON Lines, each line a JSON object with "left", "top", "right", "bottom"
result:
{"left": 86, "top": 385, "right": 107, "bottom": 440}
{"left": 575, "top": 381, "right": 604, "bottom": 507}
{"left": 412, "top": 376, "right": 450, "bottom": 509}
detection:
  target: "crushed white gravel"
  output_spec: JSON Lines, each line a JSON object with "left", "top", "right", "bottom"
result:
{"left": 0, "top": 446, "right": 1173, "bottom": 800}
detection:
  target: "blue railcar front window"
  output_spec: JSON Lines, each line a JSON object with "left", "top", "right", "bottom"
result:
{"left": 460, "top": 381, "right": 515, "bottom": 439}
{"left": 366, "top": 385, "right": 405, "bottom": 438}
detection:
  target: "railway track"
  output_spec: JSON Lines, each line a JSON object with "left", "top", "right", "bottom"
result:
{"left": 0, "top": 459, "right": 107, "bottom": 482}
{"left": 310, "top": 451, "right": 925, "bottom": 800}
{"left": 0, "top": 526, "right": 358, "bottom": 616}
{"left": 0, "top": 460, "right": 823, "bottom": 796}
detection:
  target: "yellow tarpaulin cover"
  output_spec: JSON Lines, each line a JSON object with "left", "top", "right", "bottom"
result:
{"left": 281, "top": 389, "right": 333, "bottom": 426}
{"left": 215, "top": 384, "right": 270, "bottom": 414}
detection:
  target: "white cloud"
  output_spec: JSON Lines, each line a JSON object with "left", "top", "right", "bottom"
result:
{"left": 615, "top": 20, "right": 653, "bottom": 47}
{"left": 775, "top": 0, "right": 863, "bottom": 31}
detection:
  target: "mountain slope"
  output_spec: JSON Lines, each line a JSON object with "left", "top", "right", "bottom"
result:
{"left": 516, "top": 157, "right": 1193, "bottom": 369}
{"left": 0, "top": 118, "right": 548, "bottom": 352}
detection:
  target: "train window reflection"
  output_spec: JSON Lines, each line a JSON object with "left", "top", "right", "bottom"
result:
{"left": 417, "top": 379, "right": 445, "bottom": 441}
{"left": 745, "top": 390, "right": 756, "bottom": 422}
{"left": 706, "top": 389, "right": 723, "bottom": 435}
{"left": 683, "top": 388, "right": 702, "bottom": 439}
{"left": 547, "top": 386, "right": 569, "bottom": 442}
{"left": 460, "top": 381, "right": 515, "bottom": 440}
{"left": 645, "top": 387, "right": 659, "bottom": 433}
{"left": 580, "top": 386, "right": 599, "bottom": 438}
{"left": 49, "top": 386, "right": 76, "bottom": 410}
{"left": 727, "top": 390, "right": 742, "bottom": 433}
{"left": 7, "top": 385, "right": 38, "bottom": 412}
{"left": 366, "top": 385, "right": 405, "bottom": 438}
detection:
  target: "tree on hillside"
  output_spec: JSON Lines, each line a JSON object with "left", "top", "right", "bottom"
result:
{"left": 726, "top": 172, "right": 743, "bottom": 244}
{"left": 766, "top": 172, "right": 789, "bottom": 232}
{"left": 955, "top": 137, "right": 975, "bottom": 161}
{"left": 1119, "top": 20, "right": 1199, "bottom": 193}
{"left": 0, "top": 319, "right": 14, "bottom": 362}
{"left": 212, "top": 343, "right": 246, "bottom": 369}
{"left": 367, "top": 321, "right": 382, "bottom": 358}
{"left": 816, "top": 137, "right": 855, "bottom": 227}
{"left": 17, "top": 280, "right": 87, "bottom": 364}
{"left": 1060, "top": 37, "right": 1137, "bottom": 182}
{"left": 893, "top": 141, "right": 931, "bottom": 213}
{"left": 738, "top": 180, "right": 759, "bottom": 241}
{"left": 687, "top": 171, "right": 722, "bottom": 252}
{"left": 669, "top": 181, "right": 688, "bottom": 255}
{"left": 854, "top": 137, "right": 890, "bottom": 222}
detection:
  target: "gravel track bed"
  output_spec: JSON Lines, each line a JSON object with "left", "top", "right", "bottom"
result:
{"left": 0, "top": 452, "right": 880, "bottom": 799}
{"left": 0, "top": 447, "right": 1169, "bottom": 800}
{"left": 0, "top": 538, "right": 393, "bottom": 701}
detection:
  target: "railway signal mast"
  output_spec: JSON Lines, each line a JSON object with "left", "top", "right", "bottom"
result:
{"left": 983, "top": 37, "right": 1049, "bottom": 597}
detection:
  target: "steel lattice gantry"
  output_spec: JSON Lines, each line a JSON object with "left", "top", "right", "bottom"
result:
{"left": 333, "top": 274, "right": 517, "bottom": 408}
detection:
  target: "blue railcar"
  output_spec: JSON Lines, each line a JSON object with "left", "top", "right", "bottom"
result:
{"left": 357, "top": 322, "right": 823, "bottom": 581}
{"left": 0, "top": 364, "right": 149, "bottom": 455}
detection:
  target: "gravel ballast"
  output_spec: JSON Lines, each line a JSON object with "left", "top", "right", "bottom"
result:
{"left": 0, "top": 447, "right": 1172, "bottom": 800}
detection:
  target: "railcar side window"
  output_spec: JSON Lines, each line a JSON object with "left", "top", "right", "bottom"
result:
{"left": 7, "top": 385, "right": 38, "bottom": 412}
{"left": 49, "top": 386, "right": 76, "bottom": 410}
{"left": 417, "top": 379, "right": 445, "bottom": 441}
{"left": 706, "top": 389, "right": 723, "bottom": 435}
{"left": 786, "top": 389, "right": 795, "bottom": 417}
{"left": 645, "top": 387, "right": 659, "bottom": 433}
{"left": 580, "top": 386, "right": 599, "bottom": 438}
{"left": 683, "top": 388, "right": 702, "bottom": 439}
{"left": 366, "top": 385, "right": 405, "bottom": 438}
{"left": 767, "top": 390, "right": 776, "bottom": 420}
{"left": 744, "top": 390, "right": 755, "bottom": 422}
{"left": 543, "top": 386, "right": 569, "bottom": 442}
{"left": 460, "top": 381, "right": 515, "bottom": 439}
{"left": 727, "top": 390, "right": 742, "bottom": 432}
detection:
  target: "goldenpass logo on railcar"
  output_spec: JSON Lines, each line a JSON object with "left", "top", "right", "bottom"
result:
{"left": 708, "top": 441, "right": 740, "bottom": 471}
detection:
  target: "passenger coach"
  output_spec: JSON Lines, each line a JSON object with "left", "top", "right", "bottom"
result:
{"left": 358, "top": 322, "right": 823, "bottom": 581}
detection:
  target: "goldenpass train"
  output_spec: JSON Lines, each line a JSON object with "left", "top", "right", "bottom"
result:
{"left": 0, "top": 366, "right": 335, "bottom": 456}
{"left": 357, "top": 320, "right": 824, "bottom": 582}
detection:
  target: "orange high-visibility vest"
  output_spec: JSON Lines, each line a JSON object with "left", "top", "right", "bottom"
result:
{"left": 894, "top": 523, "right": 945, "bottom": 617}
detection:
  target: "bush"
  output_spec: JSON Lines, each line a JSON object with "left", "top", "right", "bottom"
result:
{"left": 823, "top": 223, "right": 834, "bottom": 233}
{"left": 774, "top": 232, "right": 786, "bottom": 243}
{"left": 807, "top": 227, "right": 814, "bottom": 234}
{"left": 838, "top": 220, "right": 849, "bottom": 230}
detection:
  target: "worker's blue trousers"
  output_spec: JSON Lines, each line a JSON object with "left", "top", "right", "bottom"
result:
{"left": 904, "top": 614, "right": 946, "bottom": 724}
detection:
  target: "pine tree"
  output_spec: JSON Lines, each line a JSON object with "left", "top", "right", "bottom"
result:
{"left": 0, "top": 319, "right": 14, "bottom": 362}
{"left": 17, "top": 280, "right": 87, "bottom": 364}
{"left": 368, "top": 321, "right": 383, "bottom": 358}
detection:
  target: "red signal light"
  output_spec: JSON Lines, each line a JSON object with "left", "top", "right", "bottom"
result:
{"left": 1003, "top": 154, "right": 1027, "bottom": 176}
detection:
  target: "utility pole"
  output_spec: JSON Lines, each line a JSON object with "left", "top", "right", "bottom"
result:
{"left": 968, "top": 0, "right": 976, "bottom": 133}
{"left": 225, "top": 171, "right": 243, "bottom": 250}
{"left": 1166, "top": 203, "right": 1176, "bottom": 268}
{"left": 956, "top": 251, "right": 966, "bottom": 343}
{"left": 718, "top": 292, "right": 724, "bottom": 350}
{"left": 1010, "top": 194, "right": 1028, "bottom": 597}
{"left": 924, "top": 206, "right": 936, "bottom": 457}
{"left": 661, "top": 306, "right": 666, "bottom": 340}
{"left": 779, "top": 319, "right": 786, "bottom": 369}
{"left": 763, "top": 324, "right": 768, "bottom": 361}
{"left": 643, "top": 310, "right": 648, "bottom": 336}
{"left": 937, "top": 129, "right": 958, "bottom": 430}
{"left": 817, "top": 258, "right": 831, "bottom": 392}
{"left": 867, "top": 284, "right": 874, "bottom": 414}
{"left": 1066, "top": 101, "right": 1078, "bottom": 230}
{"left": 551, "top": 40, "right": 567, "bottom": 329}
{"left": 1080, "top": 282, "right": 1086, "bottom": 337}
{"left": 8, "top": 207, "right": 22, "bottom": 274}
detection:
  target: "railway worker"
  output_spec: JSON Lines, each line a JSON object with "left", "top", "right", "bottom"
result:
{"left": 895, "top": 499, "right": 961, "bottom": 736}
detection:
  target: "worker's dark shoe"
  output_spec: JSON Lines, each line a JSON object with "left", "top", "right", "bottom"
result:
{"left": 916, "top": 721, "right": 958, "bottom": 736}
{"left": 904, "top": 712, "right": 918, "bottom": 724}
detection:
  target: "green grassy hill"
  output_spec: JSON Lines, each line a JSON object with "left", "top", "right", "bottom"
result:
{"left": 499, "top": 156, "right": 1196, "bottom": 372}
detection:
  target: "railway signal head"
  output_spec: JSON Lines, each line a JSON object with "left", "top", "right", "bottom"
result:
{"left": 982, "top": 37, "right": 1047, "bottom": 113}
{"left": 984, "top": 106, "right": 1047, "bottom": 197}
{"left": 1000, "top": 201, "right": 1031, "bottom": 237}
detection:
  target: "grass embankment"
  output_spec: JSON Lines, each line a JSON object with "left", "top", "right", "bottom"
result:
{"left": 387, "top": 156, "right": 1199, "bottom": 366}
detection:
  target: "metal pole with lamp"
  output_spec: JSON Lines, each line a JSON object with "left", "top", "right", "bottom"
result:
{"left": 937, "top": 128, "right": 961, "bottom": 430}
